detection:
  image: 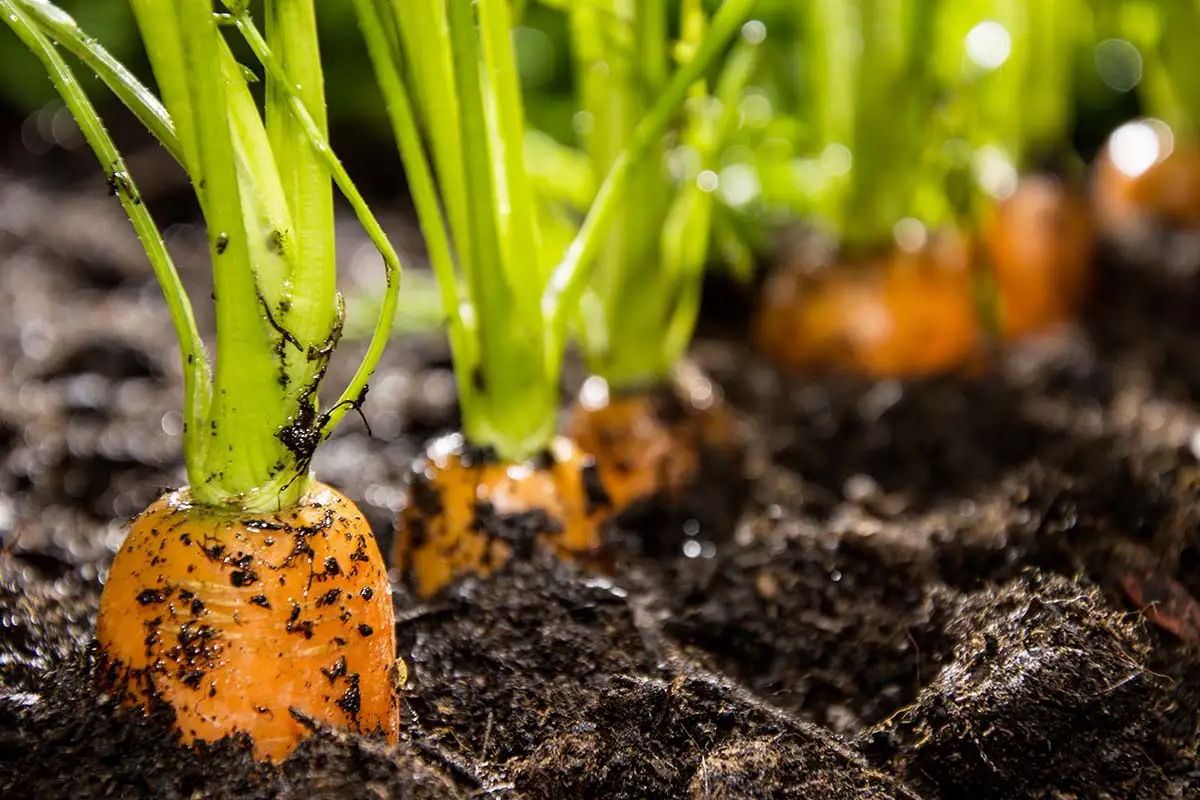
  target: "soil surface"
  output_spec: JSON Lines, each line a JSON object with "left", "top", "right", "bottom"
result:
{"left": 2, "top": 166, "right": 1200, "bottom": 798}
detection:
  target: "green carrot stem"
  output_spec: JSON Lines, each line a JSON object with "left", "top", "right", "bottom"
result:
{"left": 541, "top": 0, "right": 758, "bottom": 373}
{"left": 1158, "top": 0, "right": 1200, "bottom": 137}
{"left": 391, "top": 1, "right": 475, "bottom": 292}
{"left": 350, "top": 0, "right": 474, "bottom": 424}
{"left": 0, "top": 0, "right": 211, "bottom": 470}
{"left": 480, "top": 0, "right": 546, "bottom": 294}
{"left": 264, "top": 0, "right": 338, "bottom": 396}
{"left": 524, "top": 129, "right": 597, "bottom": 210}
{"left": 445, "top": 0, "right": 554, "bottom": 459}
{"left": 229, "top": 10, "right": 401, "bottom": 437}
{"left": 173, "top": 0, "right": 293, "bottom": 510}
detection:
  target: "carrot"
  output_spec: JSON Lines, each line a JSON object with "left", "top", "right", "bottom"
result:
{"left": 755, "top": 174, "right": 1095, "bottom": 377}
{"left": 354, "top": 0, "right": 756, "bottom": 596}
{"left": 7, "top": 0, "right": 403, "bottom": 760}
{"left": 1090, "top": 1, "right": 1200, "bottom": 235}
{"left": 96, "top": 483, "right": 397, "bottom": 761}
{"left": 754, "top": 232, "right": 986, "bottom": 378}
{"left": 1093, "top": 120, "right": 1200, "bottom": 232}
{"left": 393, "top": 435, "right": 605, "bottom": 599}
{"left": 984, "top": 173, "right": 1094, "bottom": 340}
{"left": 563, "top": 367, "right": 737, "bottom": 516}
{"left": 749, "top": 0, "right": 1091, "bottom": 377}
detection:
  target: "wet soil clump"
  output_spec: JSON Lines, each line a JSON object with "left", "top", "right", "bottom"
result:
{"left": 867, "top": 571, "right": 1178, "bottom": 799}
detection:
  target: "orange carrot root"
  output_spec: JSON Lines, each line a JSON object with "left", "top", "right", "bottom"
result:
{"left": 985, "top": 174, "right": 1094, "bottom": 340}
{"left": 393, "top": 434, "right": 606, "bottom": 599}
{"left": 1093, "top": 121, "right": 1200, "bottom": 232}
{"left": 96, "top": 482, "right": 398, "bottom": 762}
{"left": 755, "top": 174, "right": 1096, "bottom": 377}
{"left": 563, "top": 366, "right": 737, "bottom": 517}
{"left": 753, "top": 232, "right": 985, "bottom": 378}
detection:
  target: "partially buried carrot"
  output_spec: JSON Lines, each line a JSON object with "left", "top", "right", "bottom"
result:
{"left": 549, "top": 3, "right": 755, "bottom": 522}
{"left": 1092, "top": 119, "right": 1200, "bottom": 233}
{"left": 563, "top": 366, "right": 736, "bottom": 516}
{"left": 984, "top": 173, "right": 1094, "bottom": 340}
{"left": 753, "top": 232, "right": 985, "bottom": 378}
{"left": 353, "top": 0, "right": 755, "bottom": 597}
{"left": 755, "top": 173, "right": 1094, "bottom": 377}
{"left": 96, "top": 483, "right": 397, "bottom": 762}
{"left": 5, "top": 0, "right": 403, "bottom": 760}
{"left": 393, "top": 434, "right": 607, "bottom": 600}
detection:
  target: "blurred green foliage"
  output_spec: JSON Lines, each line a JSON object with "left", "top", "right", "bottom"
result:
{"left": 0, "top": 0, "right": 1187, "bottom": 252}
{"left": 0, "top": 1, "right": 381, "bottom": 129}
{"left": 0, "top": 1, "right": 143, "bottom": 114}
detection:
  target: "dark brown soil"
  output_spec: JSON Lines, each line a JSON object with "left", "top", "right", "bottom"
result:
{"left": 2, "top": 169, "right": 1199, "bottom": 798}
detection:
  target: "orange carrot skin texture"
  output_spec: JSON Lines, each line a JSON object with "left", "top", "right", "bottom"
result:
{"left": 96, "top": 482, "right": 398, "bottom": 762}
{"left": 394, "top": 434, "right": 607, "bottom": 599}
{"left": 984, "top": 174, "right": 1094, "bottom": 340}
{"left": 563, "top": 373, "right": 735, "bottom": 515}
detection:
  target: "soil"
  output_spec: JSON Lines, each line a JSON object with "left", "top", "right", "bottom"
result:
{"left": 2, "top": 162, "right": 1200, "bottom": 799}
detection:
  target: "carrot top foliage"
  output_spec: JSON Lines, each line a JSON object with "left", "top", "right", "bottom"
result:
{"left": 3, "top": 0, "right": 401, "bottom": 513}
{"left": 522, "top": 0, "right": 764, "bottom": 390}
{"left": 1096, "top": 0, "right": 1200, "bottom": 138}
{"left": 738, "top": 0, "right": 1084, "bottom": 248}
{"left": 352, "top": 0, "right": 757, "bottom": 461}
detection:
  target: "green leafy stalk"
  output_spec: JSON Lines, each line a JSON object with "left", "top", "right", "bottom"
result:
{"left": 660, "top": 20, "right": 762, "bottom": 374}
{"left": 12, "top": 0, "right": 400, "bottom": 512}
{"left": 447, "top": 0, "right": 555, "bottom": 456}
{"left": 350, "top": 0, "right": 471, "bottom": 411}
{"left": 558, "top": 0, "right": 761, "bottom": 387}
{"left": 1, "top": 0, "right": 210, "bottom": 467}
{"left": 791, "top": 0, "right": 1084, "bottom": 247}
{"left": 173, "top": 0, "right": 290, "bottom": 508}
{"left": 356, "top": 0, "right": 755, "bottom": 460}
{"left": 858, "top": 0, "right": 940, "bottom": 241}
{"left": 524, "top": 129, "right": 596, "bottom": 209}
{"left": 1116, "top": 0, "right": 1200, "bottom": 138}
{"left": 392, "top": 2, "right": 475, "bottom": 294}
{"left": 566, "top": 0, "right": 671, "bottom": 384}
{"left": 543, "top": 0, "right": 760, "bottom": 371}
{"left": 265, "top": 0, "right": 338, "bottom": 400}
{"left": 227, "top": 9, "right": 400, "bottom": 435}
{"left": 934, "top": 0, "right": 1081, "bottom": 178}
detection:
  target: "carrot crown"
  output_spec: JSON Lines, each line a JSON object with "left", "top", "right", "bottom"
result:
{"left": 523, "top": 1, "right": 763, "bottom": 390}
{"left": 352, "top": 0, "right": 755, "bottom": 462}
{"left": 5, "top": 0, "right": 401, "bottom": 513}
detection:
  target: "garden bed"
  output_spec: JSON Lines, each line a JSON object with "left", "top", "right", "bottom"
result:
{"left": 1, "top": 171, "right": 1199, "bottom": 798}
